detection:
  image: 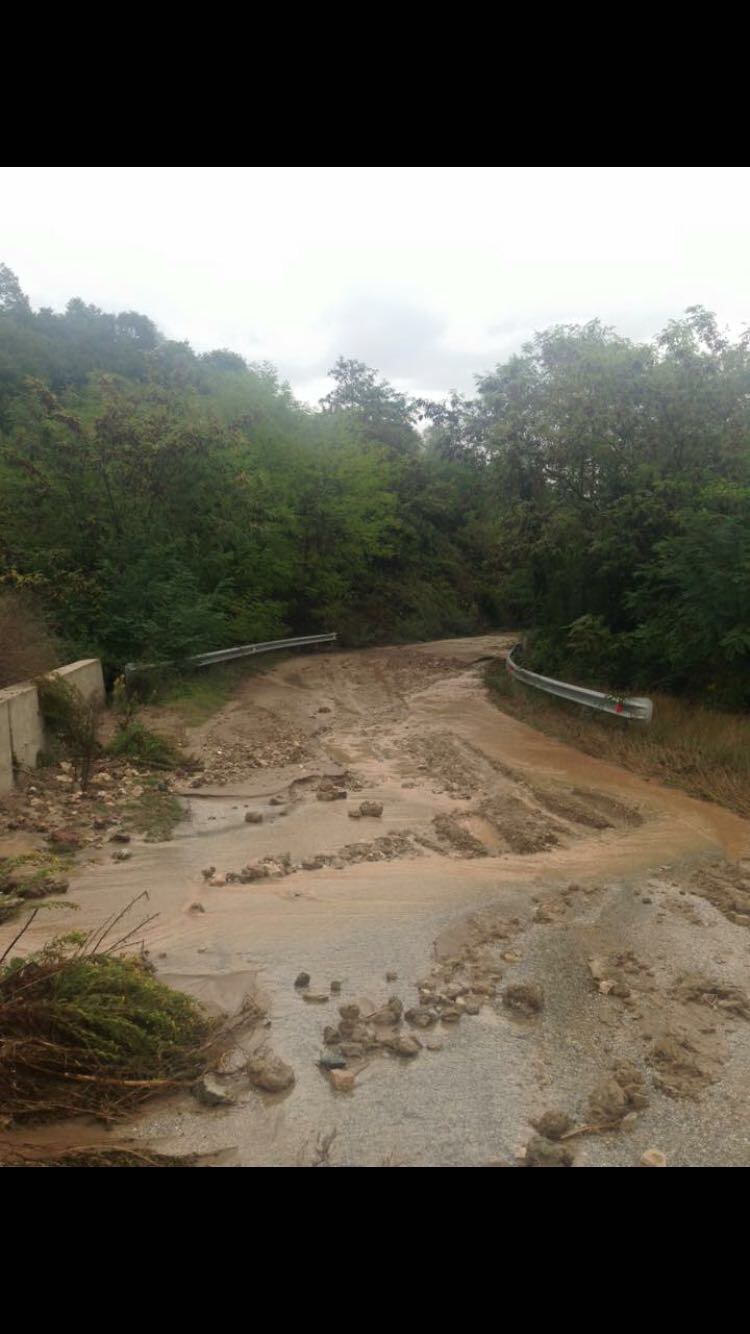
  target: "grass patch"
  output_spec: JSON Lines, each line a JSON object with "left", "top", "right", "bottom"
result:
{"left": 486, "top": 661, "right": 750, "bottom": 820}
{"left": 0, "top": 851, "right": 73, "bottom": 883}
{"left": 106, "top": 721, "right": 187, "bottom": 771}
{"left": 0, "top": 899, "right": 215, "bottom": 1124}
{"left": 125, "top": 781, "right": 186, "bottom": 843}
{"left": 152, "top": 652, "right": 291, "bottom": 727}
{"left": 0, "top": 852, "right": 75, "bottom": 921}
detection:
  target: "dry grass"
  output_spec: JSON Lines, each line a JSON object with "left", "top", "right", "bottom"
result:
{"left": 486, "top": 663, "right": 750, "bottom": 820}
{"left": 0, "top": 592, "right": 62, "bottom": 690}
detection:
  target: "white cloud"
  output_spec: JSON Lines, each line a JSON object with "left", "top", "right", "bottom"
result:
{"left": 1, "top": 167, "right": 748, "bottom": 401}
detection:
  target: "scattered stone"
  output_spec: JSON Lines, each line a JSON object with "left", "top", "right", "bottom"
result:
{"left": 386, "top": 971, "right": 398, "bottom": 983}
{"left": 330, "top": 980, "right": 342, "bottom": 994}
{"left": 589, "top": 1078, "right": 629, "bottom": 1122}
{"left": 329, "top": 1070, "right": 356, "bottom": 1093}
{"left": 48, "top": 829, "right": 83, "bottom": 852}
{"left": 239, "top": 863, "right": 268, "bottom": 883}
{"left": 641, "top": 1149, "right": 668, "bottom": 1169}
{"left": 295, "top": 972, "right": 311, "bottom": 989}
{"left": 0, "top": 897, "right": 25, "bottom": 922}
{"left": 339, "top": 1004, "right": 361, "bottom": 1024}
{"left": 589, "top": 958, "right": 609, "bottom": 982}
{"left": 441, "top": 1007, "right": 462, "bottom": 1024}
{"left": 406, "top": 1007, "right": 438, "bottom": 1029}
{"left": 303, "top": 993, "right": 330, "bottom": 1005}
{"left": 112, "top": 849, "right": 133, "bottom": 862}
{"left": 109, "top": 832, "right": 132, "bottom": 844}
{"left": 319, "top": 1051, "right": 348, "bottom": 1071}
{"left": 525, "top": 1136, "right": 575, "bottom": 1168}
{"left": 381, "top": 1034, "right": 421, "bottom": 1058}
{"left": 613, "top": 1063, "right": 650, "bottom": 1110}
{"left": 194, "top": 1075, "right": 236, "bottom": 1108}
{"left": 301, "top": 858, "right": 323, "bottom": 872}
{"left": 246, "top": 1051, "right": 296, "bottom": 1093}
{"left": 359, "top": 801, "right": 384, "bottom": 819}
{"left": 503, "top": 984, "right": 545, "bottom": 1017}
{"left": 245, "top": 812, "right": 264, "bottom": 825}
{"left": 202, "top": 867, "right": 216, "bottom": 882}
{"left": 372, "top": 997, "right": 403, "bottom": 1026}
{"left": 17, "top": 877, "right": 69, "bottom": 900}
{"left": 348, "top": 810, "right": 362, "bottom": 820}
{"left": 215, "top": 1047, "right": 249, "bottom": 1077}
{"left": 533, "top": 1111, "right": 573, "bottom": 1142}
{"left": 425, "top": 1038, "right": 444, "bottom": 1052}
{"left": 317, "top": 780, "right": 347, "bottom": 803}
{"left": 188, "top": 902, "right": 206, "bottom": 914}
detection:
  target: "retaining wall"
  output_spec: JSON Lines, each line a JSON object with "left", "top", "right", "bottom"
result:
{"left": 0, "top": 660, "right": 105, "bottom": 795}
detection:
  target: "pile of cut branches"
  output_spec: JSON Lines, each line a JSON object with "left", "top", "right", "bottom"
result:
{"left": 2, "top": 1145, "right": 194, "bottom": 1168}
{"left": 0, "top": 897, "right": 215, "bottom": 1125}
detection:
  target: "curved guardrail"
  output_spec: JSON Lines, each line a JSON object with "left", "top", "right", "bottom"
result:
{"left": 125, "top": 634, "right": 337, "bottom": 678}
{"left": 506, "top": 644, "right": 653, "bottom": 723}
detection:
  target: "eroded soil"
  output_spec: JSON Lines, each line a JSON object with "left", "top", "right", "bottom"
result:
{"left": 3, "top": 635, "right": 750, "bottom": 1167}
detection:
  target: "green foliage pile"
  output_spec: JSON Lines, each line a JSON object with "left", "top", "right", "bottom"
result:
{"left": 2, "top": 1147, "right": 194, "bottom": 1167}
{"left": 106, "top": 720, "right": 186, "bottom": 771}
{"left": 0, "top": 911, "right": 212, "bottom": 1123}
{"left": 1, "top": 264, "right": 748, "bottom": 707}
{"left": 124, "top": 780, "right": 187, "bottom": 842}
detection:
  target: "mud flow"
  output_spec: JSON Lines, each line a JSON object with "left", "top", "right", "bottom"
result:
{"left": 3, "top": 635, "right": 749, "bottom": 1167}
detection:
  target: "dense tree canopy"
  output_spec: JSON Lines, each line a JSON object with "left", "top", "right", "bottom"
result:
{"left": 1, "top": 267, "right": 748, "bottom": 705}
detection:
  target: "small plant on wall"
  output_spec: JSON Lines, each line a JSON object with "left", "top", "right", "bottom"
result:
{"left": 35, "top": 676, "right": 101, "bottom": 793}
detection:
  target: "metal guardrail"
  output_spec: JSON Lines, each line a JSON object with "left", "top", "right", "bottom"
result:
{"left": 506, "top": 644, "right": 653, "bottom": 723}
{"left": 125, "top": 634, "right": 337, "bottom": 678}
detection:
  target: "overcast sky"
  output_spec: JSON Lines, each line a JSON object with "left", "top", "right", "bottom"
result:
{"left": 2, "top": 167, "right": 748, "bottom": 403}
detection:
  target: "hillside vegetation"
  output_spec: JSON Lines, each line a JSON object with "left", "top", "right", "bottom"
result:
{"left": 1, "top": 264, "right": 748, "bottom": 707}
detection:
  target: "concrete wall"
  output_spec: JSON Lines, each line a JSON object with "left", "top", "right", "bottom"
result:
{"left": 0, "top": 659, "right": 105, "bottom": 793}
{"left": 0, "top": 682, "right": 45, "bottom": 773}
{"left": 0, "top": 696, "right": 12, "bottom": 797}
{"left": 55, "top": 659, "right": 105, "bottom": 706}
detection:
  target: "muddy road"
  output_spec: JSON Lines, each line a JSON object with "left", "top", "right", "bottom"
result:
{"left": 7, "top": 636, "right": 750, "bottom": 1166}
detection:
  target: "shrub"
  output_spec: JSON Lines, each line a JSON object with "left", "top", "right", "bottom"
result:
{"left": 106, "top": 720, "right": 186, "bottom": 771}
{"left": 36, "top": 674, "right": 101, "bottom": 791}
{"left": 0, "top": 907, "right": 213, "bottom": 1123}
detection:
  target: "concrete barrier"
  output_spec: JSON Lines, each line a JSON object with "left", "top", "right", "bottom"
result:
{"left": 54, "top": 659, "right": 105, "bottom": 706}
{"left": 0, "top": 682, "right": 45, "bottom": 773}
{"left": 0, "top": 696, "right": 12, "bottom": 796}
{"left": 0, "top": 659, "right": 105, "bottom": 792}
